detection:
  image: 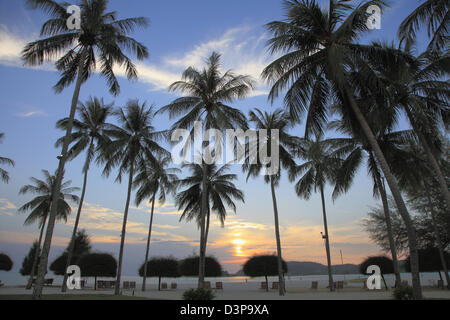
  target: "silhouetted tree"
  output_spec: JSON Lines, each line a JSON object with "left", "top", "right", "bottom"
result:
{"left": 0, "top": 253, "right": 13, "bottom": 271}
{"left": 20, "top": 241, "right": 40, "bottom": 276}
{"left": 78, "top": 253, "right": 117, "bottom": 290}
{"left": 138, "top": 257, "right": 180, "bottom": 291}
{"left": 359, "top": 256, "right": 394, "bottom": 290}
{"left": 243, "top": 255, "right": 288, "bottom": 292}
{"left": 50, "top": 230, "right": 91, "bottom": 275}
{"left": 405, "top": 247, "right": 450, "bottom": 283}
{"left": 179, "top": 256, "right": 223, "bottom": 278}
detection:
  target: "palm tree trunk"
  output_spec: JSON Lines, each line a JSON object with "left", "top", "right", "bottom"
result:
{"left": 198, "top": 164, "right": 208, "bottom": 289}
{"left": 32, "top": 50, "right": 87, "bottom": 300}
{"left": 270, "top": 177, "right": 285, "bottom": 296}
{"left": 204, "top": 207, "right": 211, "bottom": 246}
{"left": 382, "top": 274, "right": 388, "bottom": 291}
{"left": 319, "top": 184, "right": 334, "bottom": 292}
{"left": 62, "top": 139, "right": 94, "bottom": 292}
{"left": 404, "top": 107, "right": 450, "bottom": 209}
{"left": 343, "top": 84, "right": 422, "bottom": 299}
{"left": 377, "top": 175, "right": 402, "bottom": 287}
{"left": 114, "top": 163, "right": 135, "bottom": 295}
{"left": 142, "top": 192, "right": 157, "bottom": 292}
{"left": 425, "top": 187, "right": 450, "bottom": 289}
{"left": 26, "top": 215, "right": 48, "bottom": 290}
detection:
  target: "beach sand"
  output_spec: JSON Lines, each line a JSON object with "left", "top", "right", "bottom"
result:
{"left": 1, "top": 280, "right": 449, "bottom": 300}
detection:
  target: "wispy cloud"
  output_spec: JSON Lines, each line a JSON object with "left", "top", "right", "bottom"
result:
{"left": 67, "top": 202, "right": 192, "bottom": 244}
{"left": 15, "top": 110, "right": 47, "bottom": 118}
{"left": 162, "top": 26, "right": 271, "bottom": 97}
{"left": 0, "top": 198, "right": 17, "bottom": 216}
{"left": 0, "top": 24, "right": 270, "bottom": 97}
{"left": 206, "top": 216, "right": 379, "bottom": 268}
{"left": 0, "top": 25, "right": 29, "bottom": 67}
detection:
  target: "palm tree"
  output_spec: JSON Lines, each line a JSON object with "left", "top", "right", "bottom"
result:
{"left": 100, "top": 100, "right": 167, "bottom": 295}
{"left": 56, "top": 96, "right": 113, "bottom": 292}
{"left": 0, "top": 133, "right": 15, "bottom": 183}
{"left": 263, "top": 0, "right": 422, "bottom": 298}
{"left": 158, "top": 52, "right": 255, "bottom": 288}
{"left": 22, "top": 0, "right": 149, "bottom": 299}
{"left": 373, "top": 47, "right": 450, "bottom": 215}
{"left": 18, "top": 170, "right": 79, "bottom": 289}
{"left": 290, "top": 135, "right": 349, "bottom": 292}
{"left": 134, "top": 155, "right": 180, "bottom": 292}
{"left": 330, "top": 120, "right": 418, "bottom": 287}
{"left": 176, "top": 163, "right": 244, "bottom": 262}
{"left": 400, "top": 142, "right": 450, "bottom": 289}
{"left": 398, "top": 0, "right": 449, "bottom": 52}
{"left": 243, "top": 108, "right": 297, "bottom": 296}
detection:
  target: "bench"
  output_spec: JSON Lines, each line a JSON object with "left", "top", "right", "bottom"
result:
{"left": 44, "top": 278, "right": 53, "bottom": 286}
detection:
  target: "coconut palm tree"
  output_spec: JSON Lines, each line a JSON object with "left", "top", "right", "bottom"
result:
{"left": 372, "top": 47, "right": 450, "bottom": 214}
{"left": 242, "top": 108, "right": 297, "bottom": 296}
{"left": 100, "top": 100, "right": 167, "bottom": 295}
{"left": 263, "top": 0, "right": 422, "bottom": 298}
{"left": 158, "top": 51, "right": 255, "bottom": 288}
{"left": 398, "top": 0, "right": 449, "bottom": 52}
{"left": 22, "top": 0, "right": 149, "bottom": 299}
{"left": 290, "top": 135, "right": 349, "bottom": 292}
{"left": 399, "top": 142, "right": 450, "bottom": 289}
{"left": 56, "top": 96, "right": 113, "bottom": 292}
{"left": 134, "top": 155, "right": 180, "bottom": 292}
{"left": 0, "top": 133, "right": 14, "bottom": 183}
{"left": 18, "top": 170, "right": 79, "bottom": 289}
{"left": 176, "top": 163, "right": 244, "bottom": 261}
{"left": 330, "top": 120, "right": 419, "bottom": 287}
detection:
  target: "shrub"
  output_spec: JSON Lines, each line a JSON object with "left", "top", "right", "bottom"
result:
{"left": 182, "top": 288, "right": 216, "bottom": 300}
{"left": 393, "top": 283, "right": 414, "bottom": 300}
{"left": 179, "top": 256, "right": 222, "bottom": 277}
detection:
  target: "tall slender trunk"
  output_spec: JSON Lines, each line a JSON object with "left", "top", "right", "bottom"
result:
{"left": 204, "top": 207, "right": 211, "bottom": 246}
{"left": 404, "top": 107, "right": 450, "bottom": 209}
{"left": 270, "top": 177, "right": 285, "bottom": 296}
{"left": 425, "top": 187, "right": 450, "bottom": 289}
{"left": 142, "top": 192, "right": 157, "bottom": 292}
{"left": 343, "top": 84, "right": 422, "bottom": 299}
{"left": 33, "top": 50, "right": 87, "bottom": 300}
{"left": 198, "top": 164, "right": 208, "bottom": 289}
{"left": 114, "top": 163, "right": 135, "bottom": 295}
{"left": 377, "top": 174, "right": 402, "bottom": 287}
{"left": 319, "top": 184, "right": 334, "bottom": 292}
{"left": 62, "top": 139, "right": 94, "bottom": 292}
{"left": 381, "top": 274, "right": 388, "bottom": 291}
{"left": 26, "top": 215, "right": 48, "bottom": 290}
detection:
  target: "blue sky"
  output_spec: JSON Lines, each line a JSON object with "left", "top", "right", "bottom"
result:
{"left": 0, "top": 0, "right": 431, "bottom": 278}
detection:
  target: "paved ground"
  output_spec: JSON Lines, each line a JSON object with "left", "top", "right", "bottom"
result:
{"left": 1, "top": 285, "right": 449, "bottom": 300}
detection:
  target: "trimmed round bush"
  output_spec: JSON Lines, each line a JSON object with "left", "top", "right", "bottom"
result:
{"left": 182, "top": 288, "right": 216, "bottom": 300}
{"left": 393, "top": 283, "right": 414, "bottom": 300}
